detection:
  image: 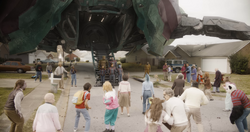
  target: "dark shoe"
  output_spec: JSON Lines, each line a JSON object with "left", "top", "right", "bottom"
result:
{"left": 211, "top": 91, "right": 216, "bottom": 93}
{"left": 103, "top": 129, "right": 110, "bottom": 132}
{"left": 142, "top": 112, "right": 145, "bottom": 115}
{"left": 110, "top": 130, "right": 115, "bottom": 132}
{"left": 216, "top": 91, "right": 220, "bottom": 93}
{"left": 210, "top": 99, "right": 214, "bottom": 101}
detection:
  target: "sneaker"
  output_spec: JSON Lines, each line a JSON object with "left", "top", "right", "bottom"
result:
{"left": 127, "top": 113, "right": 130, "bottom": 117}
{"left": 74, "top": 129, "right": 77, "bottom": 132}
{"left": 142, "top": 112, "right": 145, "bottom": 115}
{"left": 121, "top": 113, "right": 123, "bottom": 115}
{"left": 103, "top": 129, "right": 110, "bottom": 132}
{"left": 210, "top": 99, "right": 214, "bottom": 101}
{"left": 211, "top": 91, "right": 216, "bottom": 93}
{"left": 223, "top": 109, "right": 231, "bottom": 112}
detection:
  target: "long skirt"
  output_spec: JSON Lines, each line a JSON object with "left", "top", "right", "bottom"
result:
{"left": 119, "top": 93, "right": 130, "bottom": 107}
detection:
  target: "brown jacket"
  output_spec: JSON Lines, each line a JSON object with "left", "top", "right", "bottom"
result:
{"left": 204, "top": 77, "right": 211, "bottom": 89}
{"left": 172, "top": 79, "right": 185, "bottom": 96}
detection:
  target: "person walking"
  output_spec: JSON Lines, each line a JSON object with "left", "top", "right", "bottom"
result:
{"left": 163, "top": 88, "right": 189, "bottom": 132}
{"left": 163, "top": 63, "right": 168, "bottom": 81}
{"left": 100, "top": 65, "right": 106, "bottom": 85}
{"left": 181, "top": 64, "right": 187, "bottom": 80}
{"left": 70, "top": 65, "right": 77, "bottom": 87}
{"left": 191, "top": 64, "right": 197, "bottom": 85}
{"left": 179, "top": 82, "right": 209, "bottom": 132}
{"left": 102, "top": 81, "right": 119, "bottom": 132}
{"left": 223, "top": 77, "right": 233, "bottom": 111}
{"left": 108, "top": 63, "right": 117, "bottom": 88}
{"left": 171, "top": 74, "right": 185, "bottom": 97}
{"left": 4, "top": 80, "right": 27, "bottom": 132}
{"left": 46, "top": 62, "right": 52, "bottom": 78}
{"left": 141, "top": 74, "right": 154, "bottom": 114}
{"left": 227, "top": 84, "right": 250, "bottom": 132}
{"left": 117, "top": 65, "right": 123, "bottom": 83}
{"left": 196, "top": 67, "right": 203, "bottom": 85}
{"left": 35, "top": 62, "right": 43, "bottom": 82}
{"left": 202, "top": 72, "right": 214, "bottom": 101}
{"left": 186, "top": 64, "right": 191, "bottom": 83}
{"left": 74, "top": 83, "right": 92, "bottom": 132}
{"left": 55, "top": 63, "right": 69, "bottom": 89}
{"left": 167, "top": 65, "right": 172, "bottom": 81}
{"left": 144, "top": 62, "right": 151, "bottom": 77}
{"left": 212, "top": 68, "right": 222, "bottom": 93}
{"left": 33, "top": 93, "right": 63, "bottom": 132}
{"left": 118, "top": 74, "right": 131, "bottom": 117}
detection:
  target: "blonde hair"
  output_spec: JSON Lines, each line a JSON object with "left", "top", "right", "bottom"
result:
{"left": 14, "top": 80, "right": 25, "bottom": 90}
{"left": 146, "top": 98, "right": 165, "bottom": 122}
{"left": 103, "top": 81, "right": 113, "bottom": 92}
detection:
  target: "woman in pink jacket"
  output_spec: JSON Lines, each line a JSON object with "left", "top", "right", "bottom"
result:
{"left": 33, "top": 93, "right": 62, "bottom": 132}
{"left": 103, "top": 81, "right": 119, "bottom": 132}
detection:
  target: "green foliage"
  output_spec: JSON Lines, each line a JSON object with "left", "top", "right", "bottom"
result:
{"left": 86, "top": 60, "right": 89, "bottom": 63}
{"left": 120, "top": 58, "right": 126, "bottom": 63}
{"left": 65, "top": 57, "right": 69, "bottom": 62}
{"left": 229, "top": 54, "right": 249, "bottom": 74}
{"left": 158, "top": 60, "right": 165, "bottom": 69}
{"left": 76, "top": 57, "right": 80, "bottom": 62}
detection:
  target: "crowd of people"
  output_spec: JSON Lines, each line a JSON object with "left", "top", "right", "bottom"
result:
{"left": 3, "top": 62, "right": 250, "bottom": 132}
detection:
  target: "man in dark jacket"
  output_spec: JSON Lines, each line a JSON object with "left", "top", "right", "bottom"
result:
{"left": 108, "top": 63, "right": 117, "bottom": 88}
{"left": 212, "top": 68, "right": 222, "bottom": 93}
{"left": 117, "top": 65, "right": 123, "bottom": 83}
{"left": 171, "top": 74, "right": 185, "bottom": 97}
{"left": 99, "top": 65, "right": 106, "bottom": 85}
{"left": 35, "top": 62, "right": 43, "bottom": 82}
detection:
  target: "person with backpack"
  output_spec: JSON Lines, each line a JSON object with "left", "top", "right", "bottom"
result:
{"left": 35, "top": 62, "right": 43, "bottom": 82}
{"left": 74, "top": 83, "right": 92, "bottom": 132}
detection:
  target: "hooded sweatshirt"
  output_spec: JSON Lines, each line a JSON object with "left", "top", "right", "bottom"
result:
{"left": 142, "top": 74, "right": 154, "bottom": 96}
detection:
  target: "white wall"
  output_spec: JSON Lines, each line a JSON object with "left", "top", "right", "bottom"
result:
{"left": 201, "top": 57, "right": 230, "bottom": 74}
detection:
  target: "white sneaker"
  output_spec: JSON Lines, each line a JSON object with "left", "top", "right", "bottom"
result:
{"left": 127, "top": 114, "right": 130, "bottom": 117}
{"left": 121, "top": 113, "right": 123, "bottom": 115}
{"left": 74, "top": 129, "right": 77, "bottom": 132}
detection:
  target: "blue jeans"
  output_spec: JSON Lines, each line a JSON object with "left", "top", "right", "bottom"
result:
{"left": 186, "top": 74, "right": 191, "bottom": 83}
{"left": 100, "top": 75, "right": 105, "bottom": 83}
{"left": 118, "top": 74, "right": 122, "bottom": 82}
{"left": 235, "top": 108, "right": 250, "bottom": 132}
{"left": 35, "top": 71, "right": 42, "bottom": 82}
{"left": 74, "top": 108, "right": 91, "bottom": 132}
{"left": 213, "top": 87, "right": 220, "bottom": 92}
{"left": 143, "top": 90, "right": 152, "bottom": 112}
{"left": 71, "top": 74, "right": 76, "bottom": 86}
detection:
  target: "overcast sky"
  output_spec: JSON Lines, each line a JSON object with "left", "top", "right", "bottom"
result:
{"left": 171, "top": 0, "right": 250, "bottom": 46}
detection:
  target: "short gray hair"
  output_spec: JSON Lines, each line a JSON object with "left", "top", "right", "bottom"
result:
{"left": 163, "top": 88, "right": 174, "bottom": 97}
{"left": 178, "top": 74, "right": 183, "bottom": 79}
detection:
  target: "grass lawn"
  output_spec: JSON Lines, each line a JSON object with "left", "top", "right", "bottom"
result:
{"left": 23, "top": 90, "right": 62, "bottom": 132}
{"left": 27, "top": 63, "right": 71, "bottom": 72}
{"left": 122, "top": 63, "right": 162, "bottom": 72}
{"left": 0, "top": 72, "right": 49, "bottom": 80}
{"left": 150, "top": 73, "right": 250, "bottom": 94}
{"left": 0, "top": 88, "right": 35, "bottom": 115}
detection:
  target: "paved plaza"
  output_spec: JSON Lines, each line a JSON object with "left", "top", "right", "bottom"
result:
{"left": 0, "top": 63, "right": 249, "bottom": 132}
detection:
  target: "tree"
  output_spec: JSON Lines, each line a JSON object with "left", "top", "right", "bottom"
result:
{"left": 76, "top": 57, "right": 80, "bottom": 62}
{"left": 229, "top": 53, "right": 249, "bottom": 74}
{"left": 65, "top": 57, "right": 69, "bottom": 62}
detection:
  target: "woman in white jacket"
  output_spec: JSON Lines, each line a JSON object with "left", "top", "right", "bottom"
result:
{"left": 33, "top": 93, "right": 63, "bottom": 132}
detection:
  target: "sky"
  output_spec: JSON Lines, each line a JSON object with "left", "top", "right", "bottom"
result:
{"left": 171, "top": 0, "right": 250, "bottom": 46}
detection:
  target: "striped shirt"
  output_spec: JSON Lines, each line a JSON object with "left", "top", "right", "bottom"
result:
{"left": 231, "top": 90, "right": 250, "bottom": 108}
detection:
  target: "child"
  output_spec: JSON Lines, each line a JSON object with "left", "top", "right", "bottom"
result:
{"left": 100, "top": 65, "right": 106, "bottom": 85}
{"left": 144, "top": 98, "right": 173, "bottom": 132}
{"left": 103, "top": 81, "right": 119, "bottom": 132}
{"left": 71, "top": 65, "right": 77, "bottom": 87}
{"left": 167, "top": 65, "right": 172, "bottom": 81}
{"left": 74, "top": 83, "right": 91, "bottom": 132}
{"left": 223, "top": 77, "right": 233, "bottom": 112}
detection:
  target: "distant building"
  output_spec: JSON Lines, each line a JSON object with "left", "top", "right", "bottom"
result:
{"left": 65, "top": 53, "right": 79, "bottom": 61}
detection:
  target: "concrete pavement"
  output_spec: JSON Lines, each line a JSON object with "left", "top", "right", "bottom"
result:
{"left": 63, "top": 63, "right": 243, "bottom": 132}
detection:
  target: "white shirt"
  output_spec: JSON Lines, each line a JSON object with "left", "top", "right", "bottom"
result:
{"left": 14, "top": 90, "right": 24, "bottom": 117}
{"left": 168, "top": 67, "right": 171, "bottom": 72}
{"left": 54, "top": 66, "right": 67, "bottom": 75}
{"left": 179, "top": 87, "right": 209, "bottom": 108}
{"left": 164, "top": 97, "right": 189, "bottom": 126}
{"left": 145, "top": 110, "right": 173, "bottom": 126}
{"left": 118, "top": 81, "right": 131, "bottom": 92}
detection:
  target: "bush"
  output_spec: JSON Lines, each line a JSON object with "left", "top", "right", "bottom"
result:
{"left": 157, "top": 60, "right": 165, "bottom": 69}
{"left": 120, "top": 58, "right": 126, "bottom": 63}
{"left": 76, "top": 57, "right": 80, "bottom": 62}
{"left": 65, "top": 57, "right": 69, "bottom": 62}
{"left": 86, "top": 60, "right": 89, "bottom": 63}
{"left": 229, "top": 54, "right": 249, "bottom": 74}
